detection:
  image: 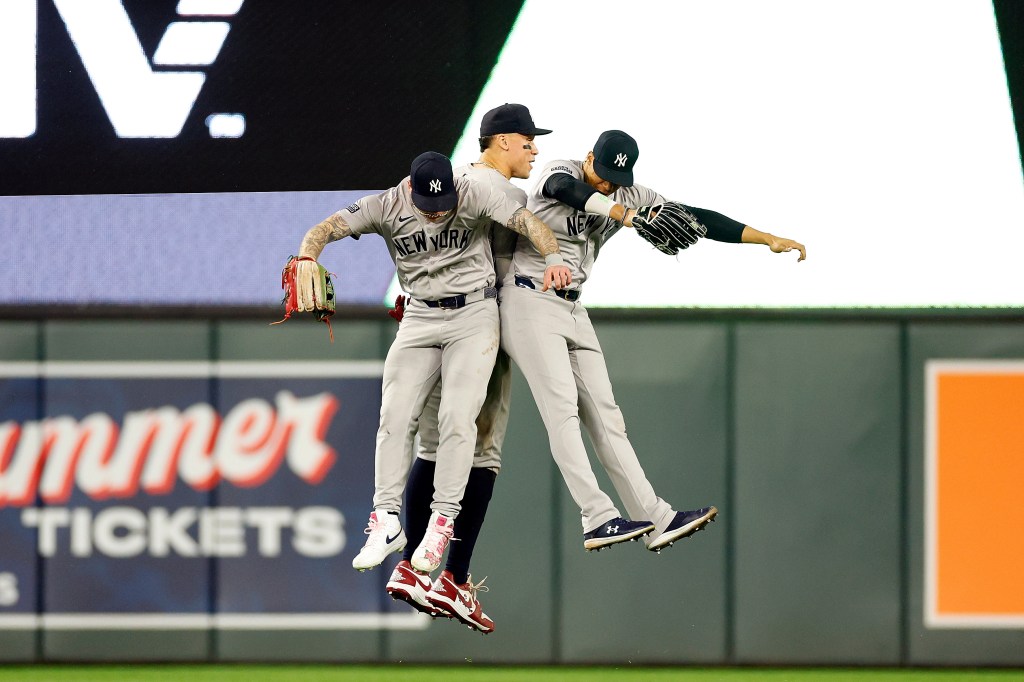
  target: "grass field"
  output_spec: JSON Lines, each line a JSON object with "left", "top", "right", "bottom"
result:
{"left": 0, "top": 666, "right": 1021, "bottom": 682}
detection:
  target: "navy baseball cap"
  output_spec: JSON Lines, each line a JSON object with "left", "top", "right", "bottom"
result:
{"left": 409, "top": 151, "right": 458, "bottom": 212}
{"left": 480, "top": 103, "right": 553, "bottom": 137}
{"left": 592, "top": 130, "right": 639, "bottom": 187}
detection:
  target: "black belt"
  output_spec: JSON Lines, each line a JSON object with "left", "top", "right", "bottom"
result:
{"left": 420, "top": 286, "right": 497, "bottom": 309}
{"left": 514, "top": 275, "right": 581, "bottom": 301}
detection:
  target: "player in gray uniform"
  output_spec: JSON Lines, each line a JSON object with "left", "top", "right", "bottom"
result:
{"left": 386, "top": 104, "right": 591, "bottom": 633}
{"left": 500, "top": 130, "right": 807, "bottom": 552}
{"left": 292, "top": 151, "right": 571, "bottom": 576}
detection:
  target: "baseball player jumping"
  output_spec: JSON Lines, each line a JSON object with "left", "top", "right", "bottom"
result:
{"left": 290, "top": 151, "right": 572, "bottom": 581}
{"left": 386, "top": 104, "right": 619, "bottom": 633}
{"left": 500, "top": 129, "right": 806, "bottom": 552}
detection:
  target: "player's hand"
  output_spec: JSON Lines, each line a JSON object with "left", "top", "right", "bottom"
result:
{"left": 768, "top": 237, "right": 806, "bottom": 262}
{"left": 542, "top": 264, "right": 572, "bottom": 291}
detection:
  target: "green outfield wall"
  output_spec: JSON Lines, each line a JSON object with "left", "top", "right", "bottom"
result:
{"left": 0, "top": 314, "right": 1021, "bottom": 666}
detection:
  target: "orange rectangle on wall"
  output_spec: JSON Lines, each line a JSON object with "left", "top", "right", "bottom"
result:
{"left": 926, "top": 361, "right": 1024, "bottom": 628}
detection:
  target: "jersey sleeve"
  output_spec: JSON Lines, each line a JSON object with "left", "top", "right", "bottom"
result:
{"left": 537, "top": 162, "right": 583, "bottom": 194}
{"left": 505, "top": 183, "right": 528, "bottom": 207}
{"left": 613, "top": 182, "right": 666, "bottom": 210}
{"left": 475, "top": 180, "right": 522, "bottom": 228}
{"left": 527, "top": 160, "right": 584, "bottom": 214}
{"left": 337, "top": 192, "right": 387, "bottom": 238}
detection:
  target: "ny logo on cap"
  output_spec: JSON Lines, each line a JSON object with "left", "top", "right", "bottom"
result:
{"left": 429, "top": 179, "right": 442, "bottom": 194}
{"left": 615, "top": 153, "right": 628, "bottom": 168}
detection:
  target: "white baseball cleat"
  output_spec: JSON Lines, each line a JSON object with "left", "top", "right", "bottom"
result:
{"left": 410, "top": 511, "right": 454, "bottom": 573}
{"left": 352, "top": 510, "right": 406, "bottom": 571}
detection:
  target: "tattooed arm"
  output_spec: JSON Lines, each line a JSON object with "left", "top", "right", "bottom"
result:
{"left": 290, "top": 212, "right": 354, "bottom": 311}
{"left": 506, "top": 207, "right": 572, "bottom": 291}
{"left": 298, "top": 212, "right": 353, "bottom": 260}
{"left": 506, "top": 207, "right": 559, "bottom": 258}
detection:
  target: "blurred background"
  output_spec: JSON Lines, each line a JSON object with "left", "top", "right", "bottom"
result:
{"left": 0, "top": 0, "right": 1022, "bottom": 667}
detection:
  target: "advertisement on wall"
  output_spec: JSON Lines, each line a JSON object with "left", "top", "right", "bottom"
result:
{"left": 924, "top": 360, "right": 1024, "bottom": 629}
{"left": 0, "top": 361, "right": 427, "bottom": 630}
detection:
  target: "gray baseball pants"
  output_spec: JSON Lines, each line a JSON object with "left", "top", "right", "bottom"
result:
{"left": 373, "top": 297, "right": 499, "bottom": 518}
{"left": 499, "top": 284, "right": 676, "bottom": 534}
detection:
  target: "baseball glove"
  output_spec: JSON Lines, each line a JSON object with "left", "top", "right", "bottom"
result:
{"left": 388, "top": 294, "right": 406, "bottom": 323}
{"left": 271, "top": 255, "right": 336, "bottom": 341}
{"left": 631, "top": 201, "right": 707, "bottom": 255}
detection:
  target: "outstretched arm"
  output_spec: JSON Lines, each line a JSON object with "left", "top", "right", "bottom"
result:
{"left": 638, "top": 201, "right": 806, "bottom": 261}
{"left": 506, "top": 207, "right": 572, "bottom": 291}
{"left": 740, "top": 226, "right": 806, "bottom": 261}
{"left": 542, "top": 172, "right": 806, "bottom": 261}
{"left": 673, "top": 205, "right": 805, "bottom": 260}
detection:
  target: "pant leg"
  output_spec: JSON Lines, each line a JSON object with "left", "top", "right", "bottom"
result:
{"left": 431, "top": 299, "right": 500, "bottom": 517}
{"left": 416, "top": 382, "right": 442, "bottom": 462}
{"left": 372, "top": 311, "right": 441, "bottom": 513}
{"left": 416, "top": 350, "right": 506, "bottom": 474}
{"left": 411, "top": 325, "right": 507, "bottom": 576}
{"left": 499, "top": 285, "right": 620, "bottom": 532}
{"left": 471, "top": 348, "right": 511, "bottom": 473}
{"left": 571, "top": 313, "right": 676, "bottom": 533}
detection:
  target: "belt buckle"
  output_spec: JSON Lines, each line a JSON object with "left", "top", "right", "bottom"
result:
{"left": 438, "top": 295, "right": 461, "bottom": 310}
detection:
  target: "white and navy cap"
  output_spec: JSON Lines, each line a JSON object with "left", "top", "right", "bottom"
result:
{"left": 592, "top": 130, "right": 639, "bottom": 187}
{"left": 409, "top": 151, "right": 458, "bottom": 212}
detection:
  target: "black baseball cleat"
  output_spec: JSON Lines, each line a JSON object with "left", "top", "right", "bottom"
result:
{"left": 647, "top": 506, "right": 718, "bottom": 553}
{"left": 583, "top": 517, "right": 655, "bottom": 551}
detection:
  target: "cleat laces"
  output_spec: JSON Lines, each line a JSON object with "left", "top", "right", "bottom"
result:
{"left": 422, "top": 524, "right": 455, "bottom": 565}
{"left": 463, "top": 575, "right": 488, "bottom": 603}
{"left": 362, "top": 515, "right": 389, "bottom": 548}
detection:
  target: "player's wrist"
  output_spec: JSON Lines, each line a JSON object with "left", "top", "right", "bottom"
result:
{"left": 544, "top": 253, "right": 565, "bottom": 267}
{"left": 584, "top": 192, "right": 619, "bottom": 220}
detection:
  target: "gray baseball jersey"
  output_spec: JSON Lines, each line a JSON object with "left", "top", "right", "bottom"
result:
{"left": 340, "top": 174, "right": 521, "bottom": 300}
{"left": 505, "top": 159, "right": 665, "bottom": 289}
{"left": 498, "top": 158, "right": 679, "bottom": 538}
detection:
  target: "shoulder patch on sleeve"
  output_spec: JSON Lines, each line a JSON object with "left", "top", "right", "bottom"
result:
{"left": 550, "top": 165, "right": 574, "bottom": 174}
{"left": 345, "top": 203, "right": 360, "bottom": 213}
